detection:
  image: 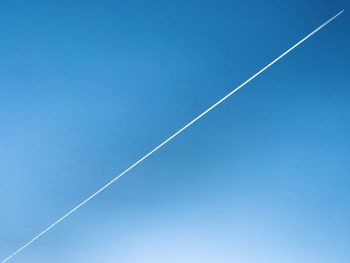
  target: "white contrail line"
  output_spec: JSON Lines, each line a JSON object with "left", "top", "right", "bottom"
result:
{"left": 1, "top": 10, "right": 343, "bottom": 263}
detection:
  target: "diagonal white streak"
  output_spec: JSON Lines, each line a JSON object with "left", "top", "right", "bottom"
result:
{"left": 1, "top": 10, "right": 344, "bottom": 263}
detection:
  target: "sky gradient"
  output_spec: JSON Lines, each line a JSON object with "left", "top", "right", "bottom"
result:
{"left": 0, "top": 0, "right": 349, "bottom": 262}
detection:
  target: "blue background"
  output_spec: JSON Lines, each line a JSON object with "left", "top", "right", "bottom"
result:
{"left": 0, "top": 0, "right": 349, "bottom": 262}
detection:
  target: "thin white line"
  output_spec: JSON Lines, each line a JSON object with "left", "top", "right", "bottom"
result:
{"left": 1, "top": 10, "right": 344, "bottom": 263}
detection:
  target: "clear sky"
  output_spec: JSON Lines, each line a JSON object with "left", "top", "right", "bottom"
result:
{"left": 0, "top": 0, "right": 349, "bottom": 262}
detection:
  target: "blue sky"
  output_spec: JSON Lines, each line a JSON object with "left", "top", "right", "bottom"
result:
{"left": 0, "top": 0, "right": 349, "bottom": 262}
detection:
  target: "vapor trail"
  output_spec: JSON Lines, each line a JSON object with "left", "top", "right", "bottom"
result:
{"left": 1, "top": 10, "right": 344, "bottom": 263}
